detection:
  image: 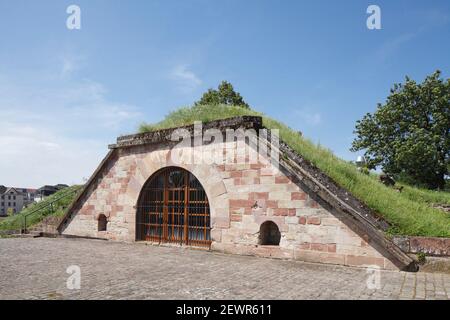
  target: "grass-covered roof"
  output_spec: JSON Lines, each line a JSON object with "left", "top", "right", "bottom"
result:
{"left": 140, "top": 104, "right": 450, "bottom": 237}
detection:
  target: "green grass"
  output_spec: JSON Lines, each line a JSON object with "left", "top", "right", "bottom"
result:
{"left": 140, "top": 104, "right": 450, "bottom": 237}
{"left": 398, "top": 183, "right": 450, "bottom": 205}
{"left": 0, "top": 185, "right": 82, "bottom": 231}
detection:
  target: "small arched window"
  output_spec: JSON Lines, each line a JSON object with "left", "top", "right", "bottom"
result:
{"left": 259, "top": 221, "right": 281, "bottom": 246}
{"left": 98, "top": 214, "right": 107, "bottom": 232}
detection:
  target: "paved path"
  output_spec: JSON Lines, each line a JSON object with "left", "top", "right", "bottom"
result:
{"left": 0, "top": 238, "right": 449, "bottom": 300}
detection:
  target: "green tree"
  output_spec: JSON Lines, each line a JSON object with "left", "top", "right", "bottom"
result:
{"left": 195, "top": 81, "right": 250, "bottom": 109}
{"left": 351, "top": 71, "right": 450, "bottom": 189}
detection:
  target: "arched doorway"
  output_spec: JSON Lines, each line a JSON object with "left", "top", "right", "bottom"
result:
{"left": 258, "top": 221, "right": 281, "bottom": 245}
{"left": 98, "top": 214, "right": 108, "bottom": 232}
{"left": 136, "top": 167, "right": 211, "bottom": 247}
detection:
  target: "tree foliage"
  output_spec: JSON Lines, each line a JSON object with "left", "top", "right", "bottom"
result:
{"left": 351, "top": 71, "right": 450, "bottom": 189}
{"left": 195, "top": 81, "right": 250, "bottom": 109}
{"left": 6, "top": 208, "right": 14, "bottom": 217}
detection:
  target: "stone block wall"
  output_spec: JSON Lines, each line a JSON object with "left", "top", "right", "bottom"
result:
{"left": 62, "top": 140, "right": 397, "bottom": 270}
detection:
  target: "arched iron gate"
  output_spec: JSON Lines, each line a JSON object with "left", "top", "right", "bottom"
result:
{"left": 136, "top": 167, "right": 211, "bottom": 247}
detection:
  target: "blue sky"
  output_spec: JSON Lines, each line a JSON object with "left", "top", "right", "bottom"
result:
{"left": 0, "top": 0, "right": 449, "bottom": 188}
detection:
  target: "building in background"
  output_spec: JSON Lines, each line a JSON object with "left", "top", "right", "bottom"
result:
{"left": 0, "top": 187, "right": 25, "bottom": 216}
{"left": 0, "top": 184, "right": 68, "bottom": 216}
{"left": 35, "top": 184, "right": 69, "bottom": 202}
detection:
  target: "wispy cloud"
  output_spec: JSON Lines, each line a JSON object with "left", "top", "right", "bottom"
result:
{"left": 0, "top": 120, "right": 105, "bottom": 188}
{"left": 373, "top": 8, "right": 449, "bottom": 62}
{"left": 59, "top": 53, "right": 86, "bottom": 79}
{"left": 0, "top": 75, "right": 142, "bottom": 187}
{"left": 169, "top": 64, "right": 202, "bottom": 94}
{"left": 294, "top": 108, "right": 322, "bottom": 126}
{"left": 422, "top": 9, "right": 450, "bottom": 27}
{"left": 375, "top": 33, "right": 416, "bottom": 61}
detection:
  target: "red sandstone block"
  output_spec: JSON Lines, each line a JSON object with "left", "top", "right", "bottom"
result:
{"left": 233, "top": 178, "right": 242, "bottom": 185}
{"left": 307, "top": 216, "right": 321, "bottom": 225}
{"left": 242, "top": 170, "right": 259, "bottom": 178}
{"left": 310, "top": 243, "right": 328, "bottom": 252}
{"left": 230, "top": 199, "right": 254, "bottom": 208}
{"left": 254, "top": 246, "right": 273, "bottom": 257}
{"left": 288, "top": 209, "right": 296, "bottom": 216}
{"left": 273, "top": 208, "right": 289, "bottom": 216}
{"left": 260, "top": 168, "right": 275, "bottom": 176}
{"left": 299, "top": 216, "right": 307, "bottom": 225}
{"left": 216, "top": 164, "right": 225, "bottom": 171}
{"left": 253, "top": 177, "right": 260, "bottom": 184}
{"left": 275, "top": 176, "right": 290, "bottom": 184}
{"left": 346, "top": 255, "right": 384, "bottom": 268}
{"left": 249, "top": 192, "right": 269, "bottom": 200}
{"left": 320, "top": 253, "right": 346, "bottom": 265}
{"left": 266, "top": 200, "right": 278, "bottom": 208}
{"left": 291, "top": 192, "right": 306, "bottom": 200}
{"left": 250, "top": 163, "right": 263, "bottom": 169}
{"left": 230, "top": 214, "right": 242, "bottom": 222}
{"left": 112, "top": 205, "right": 123, "bottom": 212}
{"left": 230, "top": 171, "right": 242, "bottom": 178}
{"left": 327, "top": 243, "right": 337, "bottom": 253}
{"left": 298, "top": 243, "right": 311, "bottom": 250}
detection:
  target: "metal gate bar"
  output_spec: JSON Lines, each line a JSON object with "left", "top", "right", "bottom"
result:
{"left": 136, "top": 167, "right": 211, "bottom": 247}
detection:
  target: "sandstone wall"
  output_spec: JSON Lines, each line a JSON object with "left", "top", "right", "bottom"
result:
{"left": 62, "top": 140, "right": 397, "bottom": 270}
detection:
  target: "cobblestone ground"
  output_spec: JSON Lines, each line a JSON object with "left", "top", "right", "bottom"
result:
{"left": 0, "top": 238, "right": 449, "bottom": 300}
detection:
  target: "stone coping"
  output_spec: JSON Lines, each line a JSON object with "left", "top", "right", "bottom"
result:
{"left": 393, "top": 236, "right": 450, "bottom": 257}
{"left": 109, "top": 116, "right": 263, "bottom": 149}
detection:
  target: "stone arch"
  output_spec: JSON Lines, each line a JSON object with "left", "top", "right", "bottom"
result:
{"left": 135, "top": 166, "right": 211, "bottom": 246}
{"left": 258, "top": 221, "right": 281, "bottom": 245}
{"left": 126, "top": 146, "right": 230, "bottom": 239}
{"left": 97, "top": 214, "right": 108, "bottom": 232}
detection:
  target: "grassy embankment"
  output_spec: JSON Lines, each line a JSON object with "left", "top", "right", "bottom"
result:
{"left": 139, "top": 104, "right": 450, "bottom": 237}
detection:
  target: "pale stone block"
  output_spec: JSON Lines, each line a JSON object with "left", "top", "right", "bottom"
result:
{"left": 260, "top": 176, "right": 275, "bottom": 184}
{"left": 209, "top": 181, "right": 227, "bottom": 197}
{"left": 268, "top": 191, "right": 291, "bottom": 201}
{"left": 221, "top": 233, "right": 237, "bottom": 243}
{"left": 242, "top": 170, "right": 259, "bottom": 178}
{"left": 228, "top": 192, "right": 249, "bottom": 200}
{"left": 321, "top": 217, "right": 342, "bottom": 226}
{"left": 211, "top": 216, "right": 230, "bottom": 229}
{"left": 213, "top": 207, "right": 229, "bottom": 218}
{"left": 210, "top": 228, "right": 222, "bottom": 242}
{"left": 286, "top": 216, "right": 300, "bottom": 224}
{"left": 277, "top": 200, "right": 306, "bottom": 208}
